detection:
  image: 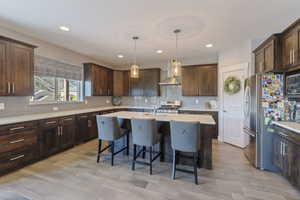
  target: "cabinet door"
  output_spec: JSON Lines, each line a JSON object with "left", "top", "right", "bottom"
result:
{"left": 264, "top": 41, "right": 275, "bottom": 72}
{"left": 182, "top": 67, "right": 198, "bottom": 96}
{"left": 113, "top": 71, "right": 124, "bottom": 96}
{"left": 107, "top": 70, "right": 113, "bottom": 96}
{"left": 282, "top": 30, "right": 298, "bottom": 68}
{"left": 93, "top": 66, "right": 101, "bottom": 96}
{"left": 76, "top": 115, "right": 89, "bottom": 144}
{"left": 9, "top": 42, "right": 34, "bottom": 96}
{"left": 123, "top": 71, "right": 130, "bottom": 96}
{"left": 88, "top": 113, "right": 98, "bottom": 140}
{"left": 40, "top": 125, "right": 60, "bottom": 157}
{"left": 295, "top": 146, "right": 300, "bottom": 189}
{"left": 0, "top": 40, "right": 9, "bottom": 96}
{"left": 255, "top": 49, "right": 264, "bottom": 73}
{"left": 143, "top": 69, "right": 160, "bottom": 96}
{"left": 60, "top": 117, "right": 75, "bottom": 149}
{"left": 198, "top": 66, "right": 217, "bottom": 96}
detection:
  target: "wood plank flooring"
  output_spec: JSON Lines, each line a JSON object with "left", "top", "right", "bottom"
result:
{"left": 0, "top": 140, "right": 299, "bottom": 200}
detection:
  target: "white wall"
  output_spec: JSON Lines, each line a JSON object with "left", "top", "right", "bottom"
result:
{"left": 0, "top": 25, "right": 107, "bottom": 68}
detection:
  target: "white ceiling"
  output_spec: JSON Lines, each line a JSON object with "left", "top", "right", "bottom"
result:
{"left": 0, "top": 0, "right": 299, "bottom": 67}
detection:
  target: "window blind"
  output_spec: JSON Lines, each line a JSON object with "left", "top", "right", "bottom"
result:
{"left": 34, "top": 55, "right": 83, "bottom": 80}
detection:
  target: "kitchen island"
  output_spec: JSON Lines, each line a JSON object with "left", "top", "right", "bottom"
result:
{"left": 103, "top": 111, "right": 216, "bottom": 169}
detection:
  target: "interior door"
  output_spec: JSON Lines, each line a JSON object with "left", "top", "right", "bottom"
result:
{"left": 222, "top": 65, "right": 248, "bottom": 148}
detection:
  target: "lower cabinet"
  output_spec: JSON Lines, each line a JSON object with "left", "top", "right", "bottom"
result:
{"left": 0, "top": 122, "right": 38, "bottom": 174}
{"left": 40, "top": 117, "right": 75, "bottom": 158}
{"left": 76, "top": 114, "right": 89, "bottom": 144}
{"left": 88, "top": 112, "right": 99, "bottom": 140}
{"left": 273, "top": 126, "right": 300, "bottom": 190}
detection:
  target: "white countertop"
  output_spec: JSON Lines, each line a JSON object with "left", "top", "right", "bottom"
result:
{"left": 179, "top": 108, "right": 219, "bottom": 112}
{"left": 272, "top": 121, "right": 300, "bottom": 134}
{"left": 0, "top": 106, "right": 218, "bottom": 126}
{"left": 103, "top": 111, "right": 216, "bottom": 125}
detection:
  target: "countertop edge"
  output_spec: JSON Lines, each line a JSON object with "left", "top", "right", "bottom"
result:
{"left": 272, "top": 121, "right": 300, "bottom": 134}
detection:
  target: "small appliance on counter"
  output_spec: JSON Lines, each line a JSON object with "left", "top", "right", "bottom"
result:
{"left": 112, "top": 96, "right": 122, "bottom": 106}
{"left": 208, "top": 100, "right": 218, "bottom": 109}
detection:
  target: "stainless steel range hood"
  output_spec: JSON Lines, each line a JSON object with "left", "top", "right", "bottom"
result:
{"left": 158, "top": 76, "right": 181, "bottom": 86}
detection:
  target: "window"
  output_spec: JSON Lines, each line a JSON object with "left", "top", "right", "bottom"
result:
{"left": 31, "top": 75, "right": 82, "bottom": 103}
{"left": 32, "top": 56, "right": 83, "bottom": 104}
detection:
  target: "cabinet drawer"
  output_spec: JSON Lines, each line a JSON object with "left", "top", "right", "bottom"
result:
{"left": 0, "top": 147, "right": 36, "bottom": 174}
{"left": 0, "top": 121, "right": 37, "bottom": 135}
{"left": 0, "top": 129, "right": 37, "bottom": 154}
{"left": 61, "top": 116, "right": 75, "bottom": 125}
{"left": 40, "top": 119, "right": 59, "bottom": 128}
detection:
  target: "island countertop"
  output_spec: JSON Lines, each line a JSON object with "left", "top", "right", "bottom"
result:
{"left": 102, "top": 111, "right": 216, "bottom": 125}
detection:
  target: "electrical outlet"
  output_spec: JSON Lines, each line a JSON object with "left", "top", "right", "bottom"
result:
{"left": 53, "top": 107, "right": 59, "bottom": 111}
{"left": 0, "top": 103, "right": 5, "bottom": 110}
{"left": 145, "top": 98, "right": 148, "bottom": 103}
{"left": 106, "top": 100, "right": 110, "bottom": 104}
{"left": 195, "top": 99, "right": 199, "bottom": 104}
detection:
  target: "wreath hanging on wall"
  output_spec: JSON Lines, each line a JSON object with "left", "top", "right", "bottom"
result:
{"left": 224, "top": 76, "right": 241, "bottom": 95}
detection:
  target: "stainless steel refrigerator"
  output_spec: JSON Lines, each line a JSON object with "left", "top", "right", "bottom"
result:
{"left": 243, "top": 73, "right": 284, "bottom": 171}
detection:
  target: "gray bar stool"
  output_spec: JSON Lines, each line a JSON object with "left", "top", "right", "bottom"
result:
{"left": 131, "top": 118, "right": 162, "bottom": 175}
{"left": 170, "top": 120, "right": 200, "bottom": 184}
{"left": 96, "top": 115, "right": 130, "bottom": 166}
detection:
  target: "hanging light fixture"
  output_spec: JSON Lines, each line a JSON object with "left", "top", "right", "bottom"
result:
{"left": 130, "top": 36, "right": 139, "bottom": 78}
{"left": 172, "top": 29, "right": 182, "bottom": 77}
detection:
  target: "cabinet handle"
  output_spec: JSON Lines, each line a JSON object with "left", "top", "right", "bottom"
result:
{"left": 57, "top": 126, "right": 60, "bottom": 136}
{"left": 7, "top": 82, "right": 10, "bottom": 94}
{"left": 46, "top": 121, "right": 57, "bottom": 125}
{"left": 61, "top": 126, "right": 63, "bottom": 135}
{"left": 9, "top": 139, "right": 25, "bottom": 144}
{"left": 64, "top": 118, "right": 73, "bottom": 121}
{"left": 79, "top": 116, "right": 88, "bottom": 119}
{"left": 88, "top": 120, "right": 92, "bottom": 127}
{"left": 12, "top": 82, "right": 15, "bottom": 94}
{"left": 9, "top": 126, "right": 25, "bottom": 131}
{"left": 10, "top": 154, "right": 24, "bottom": 161}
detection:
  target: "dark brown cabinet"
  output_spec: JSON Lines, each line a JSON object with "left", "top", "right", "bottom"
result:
{"left": 129, "top": 68, "right": 160, "bottom": 96}
{"left": 253, "top": 34, "right": 281, "bottom": 73}
{"left": 0, "top": 36, "right": 35, "bottom": 96}
{"left": 87, "top": 112, "right": 99, "bottom": 140}
{"left": 76, "top": 114, "right": 89, "bottom": 144}
{"left": 84, "top": 63, "right": 113, "bottom": 96}
{"left": 273, "top": 126, "right": 300, "bottom": 190}
{"left": 0, "top": 122, "right": 38, "bottom": 174}
{"left": 60, "top": 117, "right": 75, "bottom": 149}
{"left": 182, "top": 64, "right": 217, "bottom": 96}
{"left": 113, "top": 70, "right": 130, "bottom": 96}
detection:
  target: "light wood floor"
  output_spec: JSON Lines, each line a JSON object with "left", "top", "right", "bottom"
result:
{"left": 0, "top": 140, "right": 299, "bottom": 200}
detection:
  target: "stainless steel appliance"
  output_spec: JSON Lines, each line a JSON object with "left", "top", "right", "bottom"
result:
{"left": 243, "top": 73, "right": 284, "bottom": 171}
{"left": 286, "top": 73, "right": 300, "bottom": 97}
{"left": 156, "top": 100, "right": 181, "bottom": 113}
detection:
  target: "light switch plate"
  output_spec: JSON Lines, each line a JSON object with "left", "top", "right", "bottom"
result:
{"left": 195, "top": 99, "right": 199, "bottom": 104}
{"left": 0, "top": 103, "right": 5, "bottom": 110}
{"left": 53, "top": 106, "right": 59, "bottom": 111}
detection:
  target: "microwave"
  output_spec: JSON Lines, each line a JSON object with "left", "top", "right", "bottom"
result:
{"left": 286, "top": 73, "right": 300, "bottom": 97}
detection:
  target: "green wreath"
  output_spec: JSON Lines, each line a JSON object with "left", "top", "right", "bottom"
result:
{"left": 224, "top": 76, "right": 241, "bottom": 95}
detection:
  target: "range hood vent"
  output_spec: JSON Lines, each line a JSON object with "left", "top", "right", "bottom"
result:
{"left": 159, "top": 76, "right": 181, "bottom": 86}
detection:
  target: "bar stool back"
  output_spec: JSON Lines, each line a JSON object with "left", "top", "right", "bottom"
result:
{"left": 170, "top": 120, "right": 200, "bottom": 184}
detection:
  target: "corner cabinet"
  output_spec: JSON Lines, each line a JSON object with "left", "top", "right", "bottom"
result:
{"left": 182, "top": 64, "right": 218, "bottom": 96}
{"left": 0, "top": 36, "right": 36, "bottom": 96}
{"left": 83, "top": 63, "right": 113, "bottom": 96}
{"left": 253, "top": 34, "right": 282, "bottom": 73}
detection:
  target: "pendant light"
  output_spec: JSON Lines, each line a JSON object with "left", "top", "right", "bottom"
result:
{"left": 130, "top": 36, "right": 139, "bottom": 78}
{"left": 172, "top": 29, "right": 182, "bottom": 77}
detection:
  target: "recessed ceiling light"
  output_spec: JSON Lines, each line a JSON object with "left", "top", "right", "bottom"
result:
{"left": 206, "top": 44, "right": 213, "bottom": 48}
{"left": 59, "top": 26, "right": 70, "bottom": 32}
{"left": 156, "top": 50, "right": 163, "bottom": 54}
{"left": 117, "top": 54, "right": 124, "bottom": 58}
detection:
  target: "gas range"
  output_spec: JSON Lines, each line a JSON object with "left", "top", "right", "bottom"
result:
{"left": 156, "top": 100, "right": 181, "bottom": 114}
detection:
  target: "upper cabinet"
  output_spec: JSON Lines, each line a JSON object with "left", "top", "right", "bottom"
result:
{"left": 254, "top": 19, "right": 300, "bottom": 73}
{"left": 83, "top": 63, "right": 113, "bottom": 96}
{"left": 0, "top": 36, "right": 36, "bottom": 96}
{"left": 113, "top": 70, "right": 129, "bottom": 96}
{"left": 253, "top": 34, "right": 281, "bottom": 73}
{"left": 129, "top": 68, "right": 160, "bottom": 97}
{"left": 281, "top": 19, "right": 300, "bottom": 71}
{"left": 182, "top": 64, "right": 218, "bottom": 96}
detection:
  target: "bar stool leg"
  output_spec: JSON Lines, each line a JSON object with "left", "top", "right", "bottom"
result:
{"left": 149, "top": 146, "right": 153, "bottom": 175}
{"left": 126, "top": 134, "right": 130, "bottom": 156}
{"left": 172, "top": 150, "right": 176, "bottom": 180}
{"left": 132, "top": 144, "right": 137, "bottom": 171}
{"left": 142, "top": 146, "right": 146, "bottom": 159}
{"left": 97, "top": 139, "right": 102, "bottom": 163}
{"left": 193, "top": 152, "right": 198, "bottom": 185}
{"left": 111, "top": 141, "right": 115, "bottom": 166}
